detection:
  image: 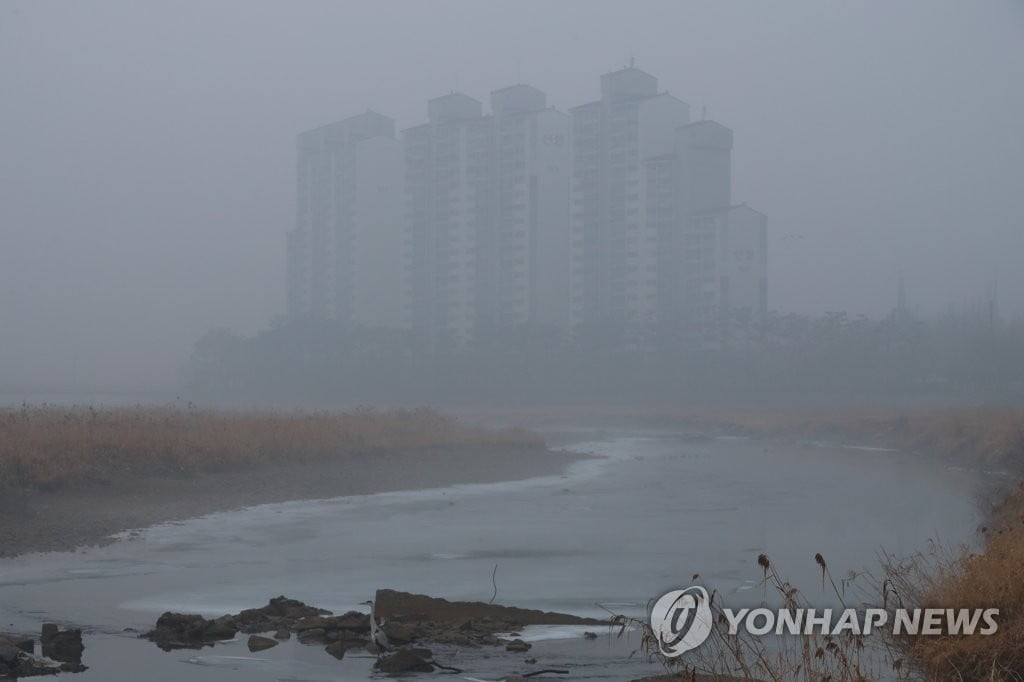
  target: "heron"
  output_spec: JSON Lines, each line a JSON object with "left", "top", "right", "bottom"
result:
{"left": 360, "top": 600, "right": 391, "bottom": 654}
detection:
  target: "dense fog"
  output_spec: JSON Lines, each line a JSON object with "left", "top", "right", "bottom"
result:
{"left": 2, "top": 0, "right": 1023, "bottom": 404}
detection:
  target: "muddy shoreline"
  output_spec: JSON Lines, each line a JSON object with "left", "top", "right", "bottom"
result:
{"left": 0, "top": 444, "right": 584, "bottom": 558}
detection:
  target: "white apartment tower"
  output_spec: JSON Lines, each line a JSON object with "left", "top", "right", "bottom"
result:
{"left": 673, "top": 121, "right": 767, "bottom": 346}
{"left": 570, "top": 67, "right": 766, "bottom": 346}
{"left": 287, "top": 111, "right": 406, "bottom": 329}
{"left": 404, "top": 87, "right": 569, "bottom": 349}
{"left": 404, "top": 94, "right": 489, "bottom": 348}
{"left": 569, "top": 67, "right": 691, "bottom": 339}
{"left": 287, "top": 69, "right": 765, "bottom": 348}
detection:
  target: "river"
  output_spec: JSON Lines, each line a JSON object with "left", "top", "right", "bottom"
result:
{"left": 0, "top": 430, "right": 981, "bottom": 680}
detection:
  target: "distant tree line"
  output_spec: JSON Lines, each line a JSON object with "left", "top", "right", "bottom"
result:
{"left": 182, "top": 304, "right": 1024, "bottom": 407}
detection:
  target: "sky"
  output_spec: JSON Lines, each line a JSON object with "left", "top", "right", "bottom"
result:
{"left": 1, "top": 0, "right": 1022, "bottom": 390}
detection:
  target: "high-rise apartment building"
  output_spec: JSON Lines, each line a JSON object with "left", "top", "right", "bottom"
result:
{"left": 568, "top": 67, "right": 691, "bottom": 338}
{"left": 287, "top": 68, "right": 765, "bottom": 350}
{"left": 404, "top": 86, "right": 569, "bottom": 348}
{"left": 404, "top": 94, "right": 490, "bottom": 348}
{"left": 569, "top": 67, "right": 766, "bottom": 347}
{"left": 287, "top": 111, "right": 405, "bottom": 328}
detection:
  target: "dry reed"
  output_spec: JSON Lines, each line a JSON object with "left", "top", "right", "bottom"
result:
{"left": 0, "top": 404, "right": 542, "bottom": 490}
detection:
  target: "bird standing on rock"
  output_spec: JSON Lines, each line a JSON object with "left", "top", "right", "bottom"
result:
{"left": 360, "top": 600, "right": 391, "bottom": 654}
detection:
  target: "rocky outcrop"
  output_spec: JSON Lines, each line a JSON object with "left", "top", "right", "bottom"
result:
{"left": 375, "top": 649, "right": 435, "bottom": 673}
{"left": 142, "top": 613, "right": 239, "bottom": 651}
{"left": 372, "top": 588, "right": 603, "bottom": 648}
{"left": 0, "top": 635, "right": 33, "bottom": 655}
{"left": 1, "top": 631, "right": 86, "bottom": 677}
{"left": 505, "top": 638, "right": 531, "bottom": 652}
{"left": 324, "top": 640, "right": 348, "bottom": 660}
{"left": 234, "top": 596, "right": 332, "bottom": 633}
{"left": 375, "top": 588, "right": 603, "bottom": 627}
{"left": 142, "top": 589, "right": 604, "bottom": 670}
{"left": 142, "top": 597, "right": 373, "bottom": 657}
{"left": 40, "top": 624, "right": 86, "bottom": 670}
{"left": 246, "top": 635, "right": 277, "bottom": 652}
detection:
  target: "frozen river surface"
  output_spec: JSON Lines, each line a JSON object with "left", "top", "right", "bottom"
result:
{"left": 0, "top": 431, "right": 980, "bottom": 680}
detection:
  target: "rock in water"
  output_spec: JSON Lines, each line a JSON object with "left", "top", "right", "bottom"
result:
{"left": 142, "top": 612, "right": 239, "bottom": 651}
{"left": 1, "top": 633, "right": 74, "bottom": 678}
{"left": 381, "top": 620, "right": 417, "bottom": 645}
{"left": 375, "top": 649, "right": 434, "bottom": 673}
{"left": 0, "top": 634, "right": 33, "bottom": 655}
{"left": 0, "top": 645, "right": 20, "bottom": 666}
{"left": 247, "top": 635, "right": 278, "bottom": 652}
{"left": 296, "top": 627, "right": 327, "bottom": 644}
{"left": 505, "top": 638, "right": 531, "bottom": 652}
{"left": 235, "top": 597, "right": 331, "bottom": 634}
{"left": 40, "top": 625, "right": 85, "bottom": 664}
{"left": 324, "top": 641, "right": 347, "bottom": 660}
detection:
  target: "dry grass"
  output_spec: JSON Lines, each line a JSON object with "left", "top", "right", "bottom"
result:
{"left": 675, "top": 407, "right": 1024, "bottom": 471}
{"left": 611, "top": 552, "right": 900, "bottom": 682}
{"left": 880, "top": 483, "right": 1024, "bottom": 680}
{"left": 0, "top": 405, "right": 542, "bottom": 490}
{"left": 461, "top": 405, "right": 1024, "bottom": 471}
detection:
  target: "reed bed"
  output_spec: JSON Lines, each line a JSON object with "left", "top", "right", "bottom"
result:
{"left": 462, "top": 405, "right": 1024, "bottom": 471}
{"left": 612, "top": 552, "right": 903, "bottom": 682}
{"left": 676, "top": 407, "right": 1024, "bottom": 471}
{"left": 0, "top": 405, "right": 542, "bottom": 490}
{"left": 880, "top": 483, "right": 1024, "bottom": 680}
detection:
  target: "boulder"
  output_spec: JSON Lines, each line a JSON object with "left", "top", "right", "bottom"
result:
{"left": 296, "top": 627, "right": 327, "bottom": 644}
{"left": 324, "top": 641, "right": 347, "bottom": 660}
{"left": 247, "top": 635, "right": 278, "bottom": 652}
{"left": 381, "top": 620, "right": 417, "bottom": 645}
{"left": 374, "top": 589, "right": 604, "bottom": 627}
{"left": 332, "top": 611, "right": 371, "bottom": 632}
{"left": 375, "top": 649, "right": 434, "bottom": 673}
{"left": 273, "top": 629, "right": 291, "bottom": 640}
{"left": 234, "top": 596, "right": 330, "bottom": 634}
{"left": 0, "top": 645, "right": 20, "bottom": 665}
{"left": 505, "top": 638, "right": 531, "bottom": 652}
{"left": 142, "top": 612, "right": 238, "bottom": 651}
{"left": 294, "top": 616, "right": 332, "bottom": 632}
{"left": 204, "top": 616, "right": 239, "bottom": 641}
{"left": 0, "top": 641, "right": 70, "bottom": 678}
{"left": 371, "top": 588, "right": 602, "bottom": 647}
{"left": 0, "top": 634, "right": 33, "bottom": 655}
{"left": 40, "top": 626, "right": 84, "bottom": 664}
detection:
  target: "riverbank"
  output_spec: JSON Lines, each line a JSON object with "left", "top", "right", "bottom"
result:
{"left": 459, "top": 405, "right": 1024, "bottom": 471}
{"left": 0, "top": 427, "right": 983, "bottom": 681}
{"left": 0, "top": 442, "right": 580, "bottom": 558}
{"left": 0, "top": 405, "right": 582, "bottom": 557}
